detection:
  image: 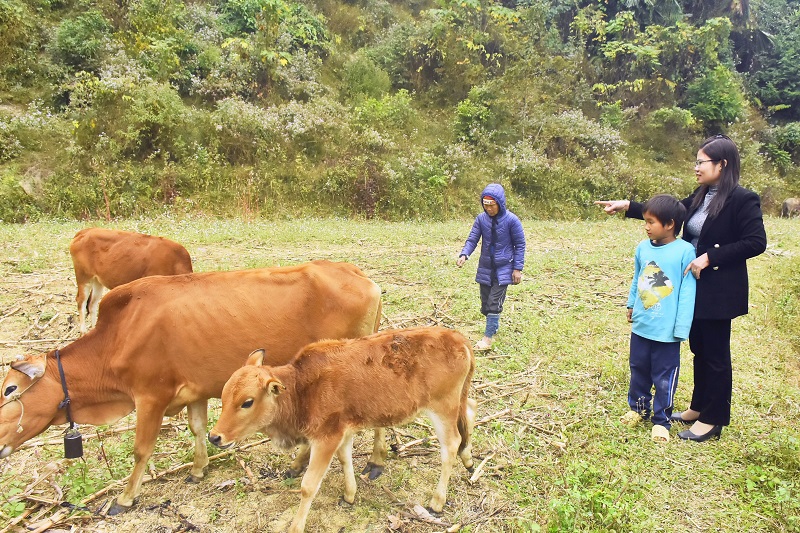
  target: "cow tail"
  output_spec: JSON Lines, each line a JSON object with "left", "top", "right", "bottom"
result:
{"left": 372, "top": 297, "right": 383, "bottom": 334}
{"left": 457, "top": 344, "right": 476, "bottom": 454}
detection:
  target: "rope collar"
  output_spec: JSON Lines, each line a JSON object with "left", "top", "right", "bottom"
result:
{"left": 54, "top": 350, "right": 75, "bottom": 430}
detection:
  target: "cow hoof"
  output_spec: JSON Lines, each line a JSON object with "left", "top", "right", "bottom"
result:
{"left": 360, "top": 462, "right": 384, "bottom": 480}
{"left": 425, "top": 506, "right": 443, "bottom": 517}
{"left": 184, "top": 474, "right": 202, "bottom": 484}
{"left": 337, "top": 496, "right": 354, "bottom": 508}
{"left": 107, "top": 503, "right": 133, "bottom": 516}
{"left": 283, "top": 468, "right": 302, "bottom": 479}
{"left": 466, "top": 463, "right": 476, "bottom": 474}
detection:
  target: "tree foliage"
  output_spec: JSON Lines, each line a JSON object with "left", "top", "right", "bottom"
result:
{"left": 0, "top": 0, "right": 799, "bottom": 220}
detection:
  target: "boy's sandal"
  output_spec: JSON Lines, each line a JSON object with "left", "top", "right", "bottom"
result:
{"left": 473, "top": 340, "right": 492, "bottom": 351}
{"left": 619, "top": 411, "right": 643, "bottom": 427}
{"left": 651, "top": 425, "right": 670, "bottom": 443}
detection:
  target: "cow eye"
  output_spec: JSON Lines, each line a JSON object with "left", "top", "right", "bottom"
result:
{"left": 241, "top": 399, "right": 254, "bottom": 409}
{"left": 4, "top": 385, "right": 17, "bottom": 397}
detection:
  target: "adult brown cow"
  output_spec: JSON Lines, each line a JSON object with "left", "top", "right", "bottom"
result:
{"left": 70, "top": 228, "right": 193, "bottom": 333}
{"left": 0, "top": 261, "right": 383, "bottom": 515}
{"left": 781, "top": 197, "right": 800, "bottom": 217}
{"left": 209, "top": 326, "right": 476, "bottom": 533}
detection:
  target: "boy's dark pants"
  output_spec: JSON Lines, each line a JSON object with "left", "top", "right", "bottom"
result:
{"left": 629, "top": 333, "right": 680, "bottom": 428}
{"left": 688, "top": 318, "right": 732, "bottom": 426}
{"left": 479, "top": 282, "right": 507, "bottom": 337}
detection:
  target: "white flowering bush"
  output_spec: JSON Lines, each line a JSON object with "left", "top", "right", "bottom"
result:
{"left": 211, "top": 97, "right": 283, "bottom": 164}
{"left": 275, "top": 46, "right": 326, "bottom": 100}
{"left": 212, "top": 95, "right": 349, "bottom": 165}
{"left": 533, "top": 109, "right": 627, "bottom": 160}
{"left": 278, "top": 97, "right": 350, "bottom": 158}
{"left": 502, "top": 139, "right": 560, "bottom": 205}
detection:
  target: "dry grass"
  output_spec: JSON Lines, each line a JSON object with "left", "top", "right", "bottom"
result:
{"left": 0, "top": 216, "right": 798, "bottom": 533}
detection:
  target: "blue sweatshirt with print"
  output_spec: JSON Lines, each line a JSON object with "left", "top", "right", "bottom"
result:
{"left": 627, "top": 239, "right": 697, "bottom": 343}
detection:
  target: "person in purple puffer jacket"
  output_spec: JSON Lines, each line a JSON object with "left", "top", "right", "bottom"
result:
{"left": 457, "top": 183, "right": 526, "bottom": 351}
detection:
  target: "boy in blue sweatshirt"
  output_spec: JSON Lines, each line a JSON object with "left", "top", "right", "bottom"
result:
{"left": 621, "top": 194, "right": 696, "bottom": 442}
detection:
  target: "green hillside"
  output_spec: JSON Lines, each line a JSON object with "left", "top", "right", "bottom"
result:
{"left": 1, "top": 0, "right": 800, "bottom": 220}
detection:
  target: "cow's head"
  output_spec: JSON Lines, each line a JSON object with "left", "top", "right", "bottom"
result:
{"left": 0, "top": 353, "right": 61, "bottom": 459}
{"left": 208, "top": 349, "right": 285, "bottom": 448}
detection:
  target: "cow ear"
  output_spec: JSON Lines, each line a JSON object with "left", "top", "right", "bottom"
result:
{"left": 265, "top": 378, "right": 285, "bottom": 397}
{"left": 245, "top": 349, "right": 265, "bottom": 367}
{"left": 11, "top": 354, "right": 46, "bottom": 380}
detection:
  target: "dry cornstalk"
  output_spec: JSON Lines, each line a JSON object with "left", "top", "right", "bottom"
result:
{"left": 478, "top": 386, "right": 529, "bottom": 407}
{"left": 476, "top": 408, "right": 512, "bottom": 426}
{"left": 0, "top": 306, "right": 21, "bottom": 321}
{"left": 468, "top": 450, "right": 496, "bottom": 484}
{"left": 512, "top": 417, "right": 558, "bottom": 436}
{"left": 33, "top": 313, "right": 60, "bottom": 331}
{"left": 17, "top": 337, "right": 78, "bottom": 345}
{"left": 397, "top": 435, "right": 439, "bottom": 453}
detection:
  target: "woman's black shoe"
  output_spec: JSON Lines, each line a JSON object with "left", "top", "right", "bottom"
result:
{"left": 677, "top": 425, "right": 723, "bottom": 442}
{"left": 670, "top": 412, "right": 698, "bottom": 425}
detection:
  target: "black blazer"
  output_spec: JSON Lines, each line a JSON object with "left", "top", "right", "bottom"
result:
{"left": 627, "top": 186, "right": 767, "bottom": 320}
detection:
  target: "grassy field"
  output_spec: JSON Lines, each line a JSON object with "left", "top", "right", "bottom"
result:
{"left": 0, "top": 216, "right": 798, "bottom": 532}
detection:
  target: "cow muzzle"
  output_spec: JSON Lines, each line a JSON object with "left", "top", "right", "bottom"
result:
{"left": 207, "top": 432, "right": 232, "bottom": 449}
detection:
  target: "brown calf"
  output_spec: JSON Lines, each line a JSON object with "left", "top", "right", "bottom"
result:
{"left": 0, "top": 261, "right": 383, "bottom": 514}
{"left": 69, "top": 227, "right": 193, "bottom": 333}
{"left": 209, "top": 326, "right": 476, "bottom": 533}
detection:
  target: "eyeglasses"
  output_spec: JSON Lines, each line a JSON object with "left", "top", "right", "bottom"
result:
{"left": 695, "top": 159, "right": 719, "bottom": 166}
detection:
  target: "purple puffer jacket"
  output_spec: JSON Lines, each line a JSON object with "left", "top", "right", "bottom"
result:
{"left": 460, "top": 183, "right": 526, "bottom": 286}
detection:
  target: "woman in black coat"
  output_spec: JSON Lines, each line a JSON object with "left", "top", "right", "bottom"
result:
{"left": 596, "top": 135, "right": 767, "bottom": 442}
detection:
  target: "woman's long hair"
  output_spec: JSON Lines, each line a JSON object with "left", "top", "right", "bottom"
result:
{"left": 690, "top": 134, "right": 740, "bottom": 218}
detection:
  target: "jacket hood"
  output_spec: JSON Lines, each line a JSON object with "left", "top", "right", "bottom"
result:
{"left": 481, "top": 183, "right": 507, "bottom": 216}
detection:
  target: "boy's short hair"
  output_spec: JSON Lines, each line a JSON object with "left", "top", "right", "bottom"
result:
{"left": 642, "top": 194, "right": 687, "bottom": 236}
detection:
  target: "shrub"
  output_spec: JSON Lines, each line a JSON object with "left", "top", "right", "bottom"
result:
{"left": 212, "top": 95, "right": 349, "bottom": 163}
{"left": 599, "top": 101, "right": 627, "bottom": 129}
{"left": 278, "top": 97, "right": 350, "bottom": 158}
{"left": 504, "top": 137, "right": 688, "bottom": 217}
{"left": 453, "top": 86, "right": 495, "bottom": 145}
{"left": 221, "top": 0, "right": 288, "bottom": 35}
{"left": 686, "top": 66, "right": 746, "bottom": 131}
{"left": 0, "top": 102, "right": 69, "bottom": 161}
{"left": 378, "top": 144, "right": 477, "bottom": 218}
{"left": 70, "top": 74, "right": 195, "bottom": 161}
{"left": 211, "top": 96, "right": 283, "bottom": 164}
{"left": 647, "top": 106, "right": 696, "bottom": 130}
{"left": 51, "top": 11, "right": 112, "bottom": 72}
{"left": 0, "top": 119, "right": 23, "bottom": 162}
{"left": 275, "top": 45, "right": 326, "bottom": 100}
{"left": 342, "top": 54, "right": 391, "bottom": 101}
{"left": 0, "top": 0, "right": 41, "bottom": 85}
{"left": 354, "top": 89, "right": 415, "bottom": 130}
{"left": 0, "top": 174, "right": 40, "bottom": 222}
{"left": 532, "top": 110, "right": 627, "bottom": 161}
